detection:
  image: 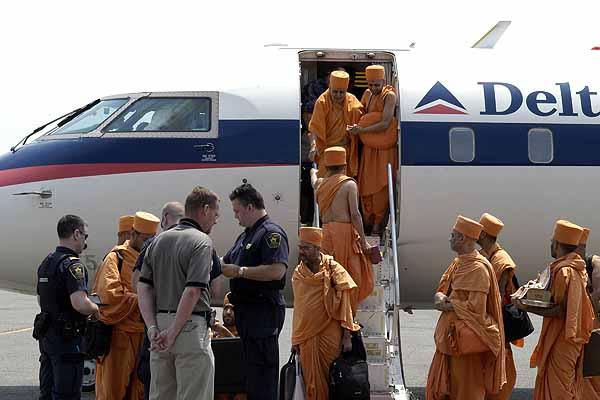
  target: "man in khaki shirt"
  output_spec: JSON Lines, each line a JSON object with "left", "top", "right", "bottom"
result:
{"left": 138, "top": 186, "right": 220, "bottom": 400}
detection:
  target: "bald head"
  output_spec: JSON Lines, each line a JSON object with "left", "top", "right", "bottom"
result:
{"left": 161, "top": 201, "right": 184, "bottom": 230}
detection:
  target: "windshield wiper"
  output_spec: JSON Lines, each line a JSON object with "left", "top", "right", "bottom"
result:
{"left": 10, "top": 98, "right": 101, "bottom": 153}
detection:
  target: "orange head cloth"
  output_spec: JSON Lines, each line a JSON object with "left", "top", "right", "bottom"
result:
{"left": 223, "top": 292, "right": 233, "bottom": 308}
{"left": 479, "top": 212, "right": 504, "bottom": 238}
{"left": 553, "top": 219, "right": 583, "bottom": 246}
{"left": 453, "top": 215, "right": 483, "bottom": 240}
{"left": 323, "top": 146, "right": 346, "bottom": 166}
{"left": 329, "top": 71, "right": 349, "bottom": 90}
{"left": 579, "top": 227, "right": 590, "bottom": 245}
{"left": 299, "top": 227, "right": 323, "bottom": 247}
{"left": 133, "top": 211, "right": 160, "bottom": 235}
{"left": 365, "top": 65, "right": 385, "bottom": 81}
{"left": 118, "top": 215, "right": 134, "bottom": 233}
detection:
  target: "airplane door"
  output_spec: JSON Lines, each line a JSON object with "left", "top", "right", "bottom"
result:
{"left": 4, "top": 180, "right": 66, "bottom": 291}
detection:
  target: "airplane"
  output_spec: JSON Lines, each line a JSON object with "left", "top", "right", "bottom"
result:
{"left": 1, "top": 43, "right": 599, "bottom": 306}
{"left": 1, "top": 34, "right": 600, "bottom": 397}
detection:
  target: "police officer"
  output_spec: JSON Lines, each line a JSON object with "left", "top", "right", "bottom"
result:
{"left": 221, "top": 183, "right": 289, "bottom": 400}
{"left": 35, "top": 214, "right": 100, "bottom": 400}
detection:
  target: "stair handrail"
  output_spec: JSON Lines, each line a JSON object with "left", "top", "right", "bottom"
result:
{"left": 387, "top": 162, "right": 408, "bottom": 388}
{"left": 387, "top": 162, "right": 400, "bottom": 302}
{"left": 312, "top": 162, "right": 320, "bottom": 228}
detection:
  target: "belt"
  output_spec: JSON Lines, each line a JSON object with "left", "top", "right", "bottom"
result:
{"left": 157, "top": 309, "right": 210, "bottom": 317}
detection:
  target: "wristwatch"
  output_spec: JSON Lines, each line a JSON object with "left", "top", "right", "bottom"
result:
{"left": 238, "top": 266, "right": 247, "bottom": 277}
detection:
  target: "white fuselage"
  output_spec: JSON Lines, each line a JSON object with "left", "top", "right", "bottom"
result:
{"left": 1, "top": 47, "right": 598, "bottom": 308}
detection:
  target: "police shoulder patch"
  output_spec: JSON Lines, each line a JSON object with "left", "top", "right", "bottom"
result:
{"left": 68, "top": 262, "right": 85, "bottom": 281}
{"left": 266, "top": 232, "right": 281, "bottom": 249}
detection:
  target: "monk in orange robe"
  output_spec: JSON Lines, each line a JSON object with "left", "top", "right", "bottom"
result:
{"left": 93, "top": 211, "right": 160, "bottom": 400}
{"left": 347, "top": 65, "right": 398, "bottom": 235}
{"left": 212, "top": 292, "right": 240, "bottom": 339}
{"left": 309, "top": 70, "right": 362, "bottom": 177}
{"left": 213, "top": 293, "right": 245, "bottom": 400}
{"left": 291, "top": 227, "right": 360, "bottom": 400}
{"left": 477, "top": 212, "right": 521, "bottom": 399}
{"left": 575, "top": 228, "right": 600, "bottom": 399}
{"left": 426, "top": 215, "right": 506, "bottom": 400}
{"left": 516, "top": 220, "right": 595, "bottom": 400}
{"left": 118, "top": 215, "right": 134, "bottom": 245}
{"left": 311, "top": 146, "right": 374, "bottom": 313}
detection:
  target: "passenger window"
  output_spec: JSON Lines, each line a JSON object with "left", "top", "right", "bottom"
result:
{"left": 104, "top": 98, "right": 211, "bottom": 133}
{"left": 528, "top": 128, "right": 553, "bottom": 164}
{"left": 449, "top": 127, "right": 475, "bottom": 163}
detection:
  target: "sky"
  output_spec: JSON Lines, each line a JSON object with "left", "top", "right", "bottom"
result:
{"left": 0, "top": 0, "right": 598, "bottom": 153}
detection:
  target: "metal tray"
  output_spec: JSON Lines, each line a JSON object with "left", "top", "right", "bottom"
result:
{"left": 520, "top": 299, "right": 555, "bottom": 308}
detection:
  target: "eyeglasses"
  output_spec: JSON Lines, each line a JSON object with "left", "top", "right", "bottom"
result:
{"left": 76, "top": 229, "right": 88, "bottom": 240}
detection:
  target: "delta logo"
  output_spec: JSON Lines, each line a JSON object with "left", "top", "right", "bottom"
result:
{"left": 414, "top": 81, "right": 468, "bottom": 115}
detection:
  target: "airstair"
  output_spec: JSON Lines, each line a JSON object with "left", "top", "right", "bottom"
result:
{"left": 357, "top": 164, "right": 412, "bottom": 400}
{"left": 312, "top": 162, "right": 412, "bottom": 399}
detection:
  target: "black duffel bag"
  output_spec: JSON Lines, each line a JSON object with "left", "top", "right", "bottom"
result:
{"left": 503, "top": 275, "right": 535, "bottom": 343}
{"left": 82, "top": 250, "right": 125, "bottom": 358}
{"left": 82, "top": 319, "right": 113, "bottom": 358}
{"left": 584, "top": 329, "right": 600, "bottom": 377}
{"left": 329, "top": 330, "right": 370, "bottom": 400}
{"left": 279, "top": 352, "right": 297, "bottom": 400}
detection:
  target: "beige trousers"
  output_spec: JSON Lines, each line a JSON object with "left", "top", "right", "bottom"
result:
{"left": 150, "top": 314, "right": 214, "bottom": 400}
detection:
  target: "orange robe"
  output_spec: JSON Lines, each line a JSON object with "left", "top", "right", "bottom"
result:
{"left": 93, "top": 241, "right": 145, "bottom": 400}
{"left": 530, "top": 253, "right": 595, "bottom": 400}
{"left": 291, "top": 254, "right": 360, "bottom": 400}
{"left": 358, "top": 86, "right": 398, "bottom": 227}
{"left": 309, "top": 90, "right": 362, "bottom": 177}
{"left": 426, "top": 251, "right": 506, "bottom": 400}
{"left": 484, "top": 244, "right": 519, "bottom": 400}
{"left": 316, "top": 174, "right": 374, "bottom": 312}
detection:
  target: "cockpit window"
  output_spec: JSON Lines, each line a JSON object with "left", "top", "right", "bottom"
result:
{"left": 104, "top": 98, "right": 211, "bottom": 133}
{"left": 52, "top": 99, "right": 128, "bottom": 135}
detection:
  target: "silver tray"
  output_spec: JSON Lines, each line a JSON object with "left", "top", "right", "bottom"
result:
{"left": 520, "top": 299, "right": 555, "bottom": 308}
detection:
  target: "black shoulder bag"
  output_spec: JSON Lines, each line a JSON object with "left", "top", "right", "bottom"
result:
{"left": 82, "top": 251, "right": 123, "bottom": 358}
{"left": 503, "top": 275, "right": 535, "bottom": 343}
{"left": 329, "top": 330, "right": 370, "bottom": 400}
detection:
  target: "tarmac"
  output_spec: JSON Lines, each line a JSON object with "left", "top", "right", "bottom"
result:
{"left": 0, "top": 289, "right": 542, "bottom": 399}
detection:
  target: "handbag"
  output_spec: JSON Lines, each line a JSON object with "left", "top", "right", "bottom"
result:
{"left": 368, "top": 246, "right": 383, "bottom": 264}
{"left": 82, "top": 250, "right": 124, "bottom": 358}
{"left": 82, "top": 318, "right": 113, "bottom": 358}
{"left": 584, "top": 329, "right": 600, "bottom": 377}
{"left": 329, "top": 354, "right": 370, "bottom": 400}
{"left": 329, "top": 329, "right": 370, "bottom": 399}
{"left": 279, "top": 353, "right": 297, "bottom": 400}
{"left": 453, "top": 320, "right": 489, "bottom": 355}
{"left": 503, "top": 275, "right": 534, "bottom": 343}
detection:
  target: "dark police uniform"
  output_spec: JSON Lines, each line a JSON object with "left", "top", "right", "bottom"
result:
{"left": 223, "top": 215, "right": 289, "bottom": 400}
{"left": 36, "top": 246, "right": 89, "bottom": 400}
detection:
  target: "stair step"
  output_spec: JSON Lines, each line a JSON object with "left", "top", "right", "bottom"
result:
{"left": 356, "top": 310, "right": 386, "bottom": 337}
{"left": 358, "top": 285, "right": 386, "bottom": 312}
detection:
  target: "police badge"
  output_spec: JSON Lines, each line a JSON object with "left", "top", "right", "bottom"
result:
{"left": 266, "top": 233, "right": 281, "bottom": 249}
{"left": 68, "top": 263, "right": 85, "bottom": 281}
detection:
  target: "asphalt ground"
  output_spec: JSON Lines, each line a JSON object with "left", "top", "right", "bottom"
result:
{"left": 0, "top": 289, "right": 542, "bottom": 399}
